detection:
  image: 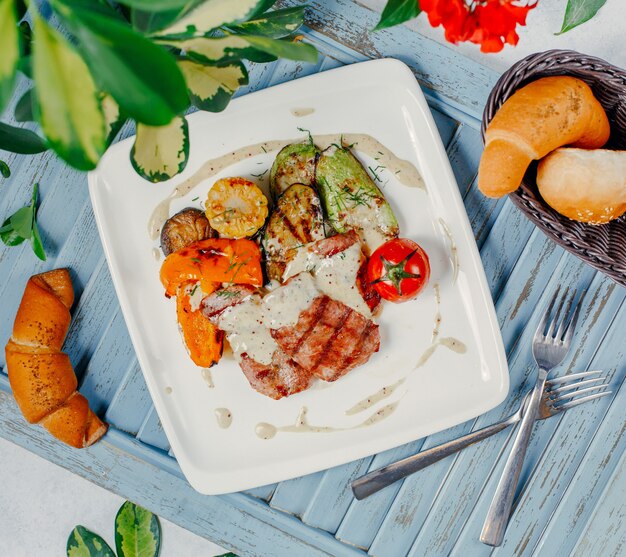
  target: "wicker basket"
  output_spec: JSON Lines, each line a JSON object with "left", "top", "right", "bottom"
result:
{"left": 481, "top": 49, "right": 626, "bottom": 287}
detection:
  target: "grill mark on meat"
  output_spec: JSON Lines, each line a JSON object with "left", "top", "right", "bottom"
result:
{"left": 239, "top": 351, "right": 312, "bottom": 400}
{"left": 288, "top": 296, "right": 329, "bottom": 357}
{"left": 272, "top": 294, "right": 380, "bottom": 382}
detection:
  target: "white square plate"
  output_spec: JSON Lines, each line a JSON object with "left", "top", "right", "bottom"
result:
{"left": 89, "top": 59, "right": 508, "bottom": 495}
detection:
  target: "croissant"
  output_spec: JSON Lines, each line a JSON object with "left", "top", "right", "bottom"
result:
{"left": 478, "top": 76, "right": 611, "bottom": 198}
{"left": 5, "top": 269, "right": 107, "bottom": 448}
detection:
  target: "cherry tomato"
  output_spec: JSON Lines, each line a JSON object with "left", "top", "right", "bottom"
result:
{"left": 367, "top": 238, "right": 430, "bottom": 303}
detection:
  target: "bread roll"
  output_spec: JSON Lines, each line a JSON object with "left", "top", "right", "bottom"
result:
{"left": 5, "top": 269, "right": 107, "bottom": 448}
{"left": 479, "top": 76, "right": 610, "bottom": 198}
{"left": 537, "top": 148, "right": 626, "bottom": 224}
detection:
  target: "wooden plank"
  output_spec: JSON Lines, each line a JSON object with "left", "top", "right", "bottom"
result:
{"left": 398, "top": 268, "right": 620, "bottom": 557}
{"left": 136, "top": 405, "right": 170, "bottom": 452}
{"left": 367, "top": 255, "right": 611, "bottom": 556}
{"left": 80, "top": 308, "right": 136, "bottom": 415}
{"left": 0, "top": 388, "right": 365, "bottom": 557}
{"left": 451, "top": 292, "right": 624, "bottom": 556}
{"left": 278, "top": 0, "right": 499, "bottom": 119}
{"left": 537, "top": 381, "right": 626, "bottom": 557}
{"left": 104, "top": 360, "right": 154, "bottom": 435}
{"left": 570, "top": 449, "right": 626, "bottom": 557}
{"left": 269, "top": 472, "right": 325, "bottom": 517}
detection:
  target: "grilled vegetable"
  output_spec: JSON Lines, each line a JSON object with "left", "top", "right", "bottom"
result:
{"left": 176, "top": 281, "right": 223, "bottom": 367}
{"left": 269, "top": 142, "right": 319, "bottom": 200}
{"left": 205, "top": 177, "right": 268, "bottom": 238}
{"left": 263, "top": 184, "right": 325, "bottom": 281}
{"left": 160, "top": 208, "right": 214, "bottom": 256}
{"left": 316, "top": 145, "right": 399, "bottom": 254}
{"left": 160, "top": 238, "right": 263, "bottom": 297}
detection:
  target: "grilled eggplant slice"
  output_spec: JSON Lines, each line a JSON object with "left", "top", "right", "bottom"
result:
{"left": 269, "top": 142, "right": 319, "bottom": 200}
{"left": 160, "top": 208, "right": 214, "bottom": 256}
{"left": 316, "top": 145, "right": 399, "bottom": 254}
{"left": 263, "top": 184, "right": 325, "bottom": 282}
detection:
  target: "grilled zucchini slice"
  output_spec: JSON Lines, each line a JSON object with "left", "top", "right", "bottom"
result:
{"left": 269, "top": 142, "right": 319, "bottom": 200}
{"left": 263, "top": 184, "right": 325, "bottom": 282}
{"left": 316, "top": 145, "right": 399, "bottom": 253}
{"left": 205, "top": 177, "right": 269, "bottom": 239}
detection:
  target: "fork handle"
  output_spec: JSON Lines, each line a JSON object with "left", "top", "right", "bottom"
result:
{"left": 480, "top": 368, "right": 548, "bottom": 546}
{"left": 352, "top": 414, "right": 519, "bottom": 500}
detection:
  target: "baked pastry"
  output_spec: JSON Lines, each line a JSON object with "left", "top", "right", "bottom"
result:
{"left": 478, "top": 76, "right": 610, "bottom": 198}
{"left": 5, "top": 269, "right": 107, "bottom": 448}
{"left": 537, "top": 148, "right": 626, "bottom": 224}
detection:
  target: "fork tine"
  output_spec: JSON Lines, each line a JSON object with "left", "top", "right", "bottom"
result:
{"left": 546, "top": 370, "right": 603, "bottom": 385}
{"left": 556, "top": 289, "right": 577, "bottom": 340}
{"left": 552, "top": 391, "right": 612, "bottom": 412}
{"left": 551, "top": 383, "right": 610, "bottom": 403}
{"left": 547, "top": 287, "right": 570, "bottom": 339}
{"left": 548, "top": 376, "right": 607, "bottom": 396}
{"left": 535, "top": 287, "right": 560, "bottom": 342}
{"left": 562, "top": 290, "right": 586, "bottom": 344}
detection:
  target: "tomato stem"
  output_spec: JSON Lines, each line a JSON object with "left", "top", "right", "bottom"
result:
{"left": 371, "top": 249, "right": 421, "bottom": 295}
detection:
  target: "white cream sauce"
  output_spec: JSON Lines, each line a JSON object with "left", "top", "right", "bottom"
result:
{"left": 186, "top": 281, "right": 205, "bottom": 312}
{"left": 152, "top": 247, "right": 161, "bottom": 261}
{"left": 439, "top": 218, "right": 459, "bottom": 285}
{"left": 415, "top": 337, "right": 467, "bottom": 368}
{"left": 201, "top": 368, "right": 214, "bottom": 388}
{"left": 148, "top": 134, "right": 423, "bottom": 240}
{"left": 216, "top": 295, "right": 278, "bottom": 365}
{"left": 214, "top": 408, "right": 232, "bottom": 429}
{"left": 263, "top": 273, "right": 319, "bottom": 329}
{"left": 255, "top": 403, "right": 399, "bottom": 440}
{"left": 284, "top": 242, "right": 371, "bottom": 317}
{"left": 290, "top": 107, "right": 315, "bottom": 117}
{"left": 345, "top": 378, "right": 406, "bottom": 415}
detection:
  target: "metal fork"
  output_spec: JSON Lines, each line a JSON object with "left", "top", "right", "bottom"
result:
{"left": 480, "top": 287, "right": 584, "bottom": 546}
{"left": 351, "top": 371, "right": 610, "bottom": 500}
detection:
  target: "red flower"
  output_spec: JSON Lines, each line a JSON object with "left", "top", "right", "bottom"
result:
{"left": 420, "top": 0, "right": 537, "bottom": 53}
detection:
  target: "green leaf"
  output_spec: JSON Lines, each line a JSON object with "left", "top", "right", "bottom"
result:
{"left": 374, "top": 0, "right": 420, "bottom": 31}
{"left": 100, "top": 93, "right": 126, "bottom": 146}
{"left": 32, "top": 15, "right": 105, "bottom": 170}
{"left": 0, "top": 122, "right": 48, "bottom": 154}
{"left": 242, "top": 35, "right": 317, "bottom": 63}
{"left": 228, "top": 6, "right": 306, "bottom": 38}
{"left": 0, "top": 219, "right": 25, "bottom": 245}
{"left": 179, "top": 59, "right": 247, "bottom": 111}
{"left": 131, "top": 116, "right": 189, "bottom": 182}
{"left": 249, "top": 0, "right": 277, "bottom": 18}
{"left": 31, "top": 218, "right": 46, "bottom": 261}
{"left": 18, "top": 20, "right": 32, "bottom": 56}
{"left": 164, "top": 35, "right": 276, "bottom": 63}
{"left": 213, "top": 554, "right": 239, "bottom": 557}
{"left": 174, "top": 34, "right": 317, "bottom": 64}
{"left": 55, "top": 3, "right": 189, "bottom": 126}
{"left": 115, "top": 501, "right": 161, "bottom": 557}
{"left": 161, "top": 0, "right": 267, "bottom": 36}
{"left": 67, "top": 525, "right": 115, "bottom": 557}
{"left": 117, "top": 0, "right": 195, "bottom": 10}
{"left": 0, "top": 0, "right": 20, "bottom": 113}
{"left": 0, "top": 160, "right": 10, "bottom": 178}
{"left": 558, "top": 0, "right": 607, "bottom": 34}
{"left": 9, "top": 205, "right": 33, "bottom": 238}
{"left": 14, "top": 89, "right": 35, "bottom": 122}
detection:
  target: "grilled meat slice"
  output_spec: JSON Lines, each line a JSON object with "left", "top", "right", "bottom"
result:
{"left": 201, "top": 284, "right": 256, "bottom": 320}
{"left": 240, "top": 351, "right": 313, "bottom": 400}
{"left": 203, "top": 285, "right": 312, "bottom": 399}
{"left": 271, "top": 294, "right": 380, "bottom": 382}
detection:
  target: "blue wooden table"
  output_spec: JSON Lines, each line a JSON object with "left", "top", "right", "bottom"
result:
{"left": 1, "top": 2, "right": 624, "bottom": 556}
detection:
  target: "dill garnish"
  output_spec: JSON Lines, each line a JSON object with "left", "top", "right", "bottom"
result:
{"left": 216, "top": 290, "right": 241, "bottom": 298}
{"left": 297, "top": 127, "right": 314, "bottom": 146}
{"left": 251, "top": 169, "right": 268, "bottom": 178}
{"left": 190, "top": 257, "right": 201, "bottom": 263}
